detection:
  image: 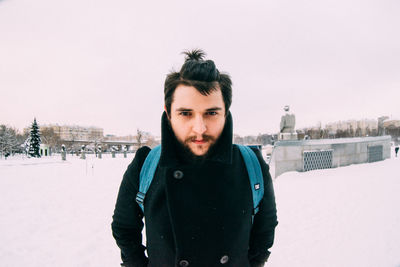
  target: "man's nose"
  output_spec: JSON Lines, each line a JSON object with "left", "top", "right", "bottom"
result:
{"left": 192, "top": 115, "right": 206, "bottom": 135}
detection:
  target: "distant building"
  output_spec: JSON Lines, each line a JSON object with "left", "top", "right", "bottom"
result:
{"left": 24, "top": 124, "right": 104, "bottom": 142}
{"left": 54, "top": 125, "right": 103, "bottom": 141}
{"left": 382, "top": 119, "right": 400, "bottom": 140}
{"left": 383, "top": 119, "right": 400, "bottom": 128}
{"left": 40, "top": 143, "right": 50, "bottom": 156}
{"left": 104, "top": 134, "right": 136, "bottom": 142}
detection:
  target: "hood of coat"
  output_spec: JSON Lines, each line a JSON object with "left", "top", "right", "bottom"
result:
{"left": 159, "top": 111, "right": 233, "bottom": 167}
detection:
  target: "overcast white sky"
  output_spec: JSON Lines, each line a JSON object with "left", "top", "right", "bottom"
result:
{"left": 1, "top": 0, "right": 399, "bottom": 136}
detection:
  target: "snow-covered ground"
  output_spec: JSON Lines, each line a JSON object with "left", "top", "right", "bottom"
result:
{"left": 0, "top": 151, "right": 399, "bottom": 267}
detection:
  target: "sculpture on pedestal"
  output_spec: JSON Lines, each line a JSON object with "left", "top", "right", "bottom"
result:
{"left": 279, "top": 105, "right": 297, "bottom": 140}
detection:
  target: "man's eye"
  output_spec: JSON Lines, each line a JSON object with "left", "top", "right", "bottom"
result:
{"left": 180, "top": 111, "right": 191, "bottom": 116}
{"left": 206, "top": 111, "right": 217, "bottom": 116}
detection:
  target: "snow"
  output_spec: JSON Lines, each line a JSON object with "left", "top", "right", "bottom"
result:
{"left": 1, "top": 151, "right": 399, "bottom": 267}
{"left": 0, "top": 154, "right": 127, "bottom": 266}
{"left": 269, "top": 152, "right": 400, "bottom": 267}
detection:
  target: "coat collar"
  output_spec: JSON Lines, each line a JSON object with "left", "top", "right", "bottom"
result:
{"left": 159, "top": 111, "right": 233, "bottom": 167}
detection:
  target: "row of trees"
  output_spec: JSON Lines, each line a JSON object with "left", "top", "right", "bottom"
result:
{"left": 1, "top": 119, "right": 159, "bottom": 159}
{"left": 0, "top": 118, "right": 41, "bottom": 158}
{"left": 296, "top": 126, "right": 380, "bottom": 140}
{"left": 234, "top": 134, "right": 275, "bottom": 145}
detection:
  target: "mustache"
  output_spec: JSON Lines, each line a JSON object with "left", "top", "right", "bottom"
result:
{"left": 184, "top": 134, "right": 215, "bottom": 143}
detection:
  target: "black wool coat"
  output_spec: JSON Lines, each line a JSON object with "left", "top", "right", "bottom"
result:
{"left": 112, "top": 112, "right": 278, "bottom": 267}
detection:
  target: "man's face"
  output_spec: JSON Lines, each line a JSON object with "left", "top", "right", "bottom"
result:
{"left": 168, "top": 84, "right": 226, "bottom": 156}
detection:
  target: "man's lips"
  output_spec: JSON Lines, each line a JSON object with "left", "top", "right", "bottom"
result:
{"left": 192, "top": 140, "right": 207, "bottom": 144}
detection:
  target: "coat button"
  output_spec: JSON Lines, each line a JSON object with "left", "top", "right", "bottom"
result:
{"left": 179, "top": 259, "right": 189, "bottom": 267}
{"left": 173, "top": 170, "right": 184, "bottom": 179}
{"left": 220, "top": 255, "right": 229, "bottom": 264}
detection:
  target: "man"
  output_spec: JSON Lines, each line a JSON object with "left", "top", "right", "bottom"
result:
{"left": 112, "top": 50, "right": 278, "bottom": 267}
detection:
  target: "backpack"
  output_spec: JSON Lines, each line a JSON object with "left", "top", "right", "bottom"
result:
{"left": 135, "top": 144, "right": 264, "bottom": 222}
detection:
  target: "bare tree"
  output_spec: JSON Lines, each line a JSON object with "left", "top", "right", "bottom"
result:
{"left": 145, "top": 135, "right": 160, "bottom": 148}
{"left": 41, "top": 127, "right": 62, "bottom": 151}
{"left": 136, "top": 128, "right": 143, "bottom": 149}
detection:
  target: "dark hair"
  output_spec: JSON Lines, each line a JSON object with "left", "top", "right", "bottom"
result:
{"left": 164, "top": 49, "right": 232, "bottom": 116}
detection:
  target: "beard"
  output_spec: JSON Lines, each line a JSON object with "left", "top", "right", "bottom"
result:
{"left": 177, "top": 134, "right": 219, "bottom": 164}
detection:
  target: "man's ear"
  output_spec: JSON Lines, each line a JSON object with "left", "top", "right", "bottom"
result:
{"left": 164, "top": 105, "right": 170, "bottom": 119}
{"left": 225, "top": 109, "right": 229, "bottom": 118}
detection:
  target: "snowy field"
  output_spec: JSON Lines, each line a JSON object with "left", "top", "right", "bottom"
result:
{"left": 0, "top": 151, "right": 399, "bottom": 267}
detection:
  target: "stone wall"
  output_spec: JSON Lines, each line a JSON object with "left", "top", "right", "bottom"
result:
{"left": 272, "top": 136, "right": 391, "bottom": 178}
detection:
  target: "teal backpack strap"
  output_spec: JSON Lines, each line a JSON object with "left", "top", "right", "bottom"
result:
{"left": 236, "top": 144, "right": 264, "bottom": 221}
{"left": 135, "top": 145, "right": 162, "bottom": 213}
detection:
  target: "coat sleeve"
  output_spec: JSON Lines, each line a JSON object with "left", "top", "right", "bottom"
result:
{"left": 111, "top": 146, "right": 151, "bottom": 267}
{"left": 248, "top": 148, "right": 278, "bottom": 265}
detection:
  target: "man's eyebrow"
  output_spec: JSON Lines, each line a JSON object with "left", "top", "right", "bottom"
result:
{"left": 206, "top": 107, "right": 223, "bottom": 111}
{"left": 175, "top": 107, "right": 223, "bottom": 112}
{"left": 175, "top": 108, "right": 193, "bottom": 112}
